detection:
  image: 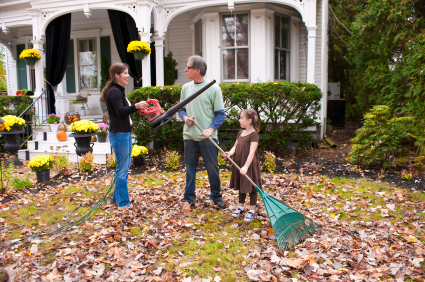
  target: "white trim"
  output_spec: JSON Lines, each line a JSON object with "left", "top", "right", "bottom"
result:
{"left": 290, "top": 16, "right": 300, "bottom": 82}
{"left": 320, "top": 0, "right": 329, "bottom": 138}
{"left": 306, "top": 26, "right": 317, "bottom": 84}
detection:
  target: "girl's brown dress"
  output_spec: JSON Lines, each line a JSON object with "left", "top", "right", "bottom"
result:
{"left": 229, "top": 131, "right": 262, "bottom": 193}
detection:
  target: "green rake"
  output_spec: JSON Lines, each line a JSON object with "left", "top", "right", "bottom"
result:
{"left": 193, "top": 121, "right": 321, "bottom": 251}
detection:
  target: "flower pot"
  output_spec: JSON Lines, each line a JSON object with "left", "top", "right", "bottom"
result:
{"left": 133, "top": 51, "right": 146, "bottom": 60}
{"left": 71, "top": 133, "right": 95, "bottom": 156}
{"left": 133, "top": 156, "right": 144, "bottom": 167}
{"left": 1, "top": 130, "right": 25, "bottom": 166}
{"left": 49, "top": 124, "right": 59, "bottom": 132}
{"left": 97, "top": 134, "right": 107, "bottom": 143}
{"left": 100, "top": 101, "right": 108, "bottom": 114}
{"left": 36, "top": 169, "right": 50, "bottom": 183}
{"left": 25, "top": 58, "right": 37, "bottom": 66}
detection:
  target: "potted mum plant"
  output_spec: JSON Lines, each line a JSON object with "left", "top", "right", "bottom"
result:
{"left": 97, "top": 123, "right": 109, "bottom": 142}
{"left": 0, "top": 115, "right": 26, "bottom": 165}
{"left": 28, "top": 155, "right": 54, "bottom": 183}
{"left": 45, "top": 113, "right": 61, "bottom": 132}
{"left": 127, "top": 41, "right": 151, "bottom": 60}
{"left": 69, "top": 120, "right": 99, "bottom": 156}
{"left": 131, "top": 145, "right": 148, "bottom": 167}
{"left": 19, "top": 49, "right": 42, "bottom": 66}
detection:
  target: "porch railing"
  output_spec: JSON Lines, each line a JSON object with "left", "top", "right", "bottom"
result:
{"left": 17, "top": 90, "right": 49, "bottom": 149}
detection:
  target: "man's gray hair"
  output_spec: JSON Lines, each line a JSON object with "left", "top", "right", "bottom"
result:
{"left": 188, "top": 55, "right": 207, "bottom": 76}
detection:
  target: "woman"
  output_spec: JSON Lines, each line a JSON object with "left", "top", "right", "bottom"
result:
{"left": 101, "top": 63, "right": 148, "bottom": 208}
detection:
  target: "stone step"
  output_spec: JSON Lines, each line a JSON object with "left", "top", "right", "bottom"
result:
{"left": 18, "top": 149, "right": 109, "bottom": 164}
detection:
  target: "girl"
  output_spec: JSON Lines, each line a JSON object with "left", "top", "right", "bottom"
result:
{"left": 224, "top": 109, "right": 262, "bottom": 222}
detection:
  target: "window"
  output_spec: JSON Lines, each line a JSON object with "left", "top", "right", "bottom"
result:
{"left": 274, "top": 15, "right": 290, "bottom": 81}
{"left": 221, "top": 13, "right": 249, "bottom": 81}
{"left": 195, "top": 20, "right": 202, "bottom": 56}
{"left": 78, "top": 38, "right": 97, "bottom": 89}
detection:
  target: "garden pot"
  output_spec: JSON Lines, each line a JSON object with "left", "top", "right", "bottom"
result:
{"left": 97, "top": 134, "right": 107, "bottom": 143}
{"left": 71, "top": 133, "right": 95, "bottom": 156}
{"left": 100, "top": 101, "right": 108, "bottom": 114}
{"left": 133, "top": 51, "right": 146, "bottom": 60}
{"left": 1, "top": 130, "right": 25, "bottom": 166}
{"left": 133, "top": 156, "right": 144, "bottom": 167}
{"left": 36, "top": 169, "right": 50, "bottom": 183}
{"left": 25, "top": 58, "right": 37, "bottom": 66}
{"left": 49, "top": 124, "right": 59, "bottom": 132}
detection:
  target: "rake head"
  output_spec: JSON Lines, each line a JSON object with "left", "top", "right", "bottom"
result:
{"left": 255, "top": 186, "right": 321, "bottom": 251}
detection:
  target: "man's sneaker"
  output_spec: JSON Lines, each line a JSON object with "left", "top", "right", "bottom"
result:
{"left": 243, "top": 211, "right": 255, "bottom": 222}
{"left": 182, "top": 202, "right": 191, "bottom": 215}
{"left": 213, "top": 199, "right": 227, "bottom": 209}
{"left": 231, "top": 207, "right": 245, "bottom": 217}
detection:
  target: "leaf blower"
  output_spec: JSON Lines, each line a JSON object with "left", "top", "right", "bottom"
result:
{"left": 141, "top": 79, "right": 216, "bottom": 132}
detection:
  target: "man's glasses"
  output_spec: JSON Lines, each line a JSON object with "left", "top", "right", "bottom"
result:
{"left": 186, "top": 66, "right": 194, "bottom": 70}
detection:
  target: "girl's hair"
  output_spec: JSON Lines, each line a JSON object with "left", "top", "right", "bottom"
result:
{"left": 242, "top": 109, "right": 261, "bottom": 132}
{"left": 100, "top": 62, "right": 130, "bottom": 101}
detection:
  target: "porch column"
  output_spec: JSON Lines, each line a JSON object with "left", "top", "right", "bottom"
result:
{"left": 31, "top": 40, "right": 45, "bottom": 95}
{"left": 202, "top": 13, "right": 220, "bottom": 82}
{"left": 306, "top": 26, "right": 317, "bottom": 84}
{"left": 250, "top": 9, "right": 274, "bottom": 82}
{"left": 139, "top": 4, "right": 151, "bottom": 87}
{"left": 154, "top": 36, "right": 165, "bottom": 86}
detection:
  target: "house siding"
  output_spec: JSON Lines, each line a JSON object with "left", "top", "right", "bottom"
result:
{"left": 165, "top": 13, "right": 192, "bottom": 86}
{"left": 315, "top": 0, "right": 322, "bottom": 86}
{"left": 6, "top": 47, "right": 17, "bottom": 96}
{"left": 298, "top": 22, "right": 308, "bottom": 83}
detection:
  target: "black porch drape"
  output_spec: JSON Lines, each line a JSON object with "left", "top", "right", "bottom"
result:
{"left": 107, "top": 9, "right": 143, "bottom": 86}
{"left": 45, "top": 13, "right": 72, "bottom": 114}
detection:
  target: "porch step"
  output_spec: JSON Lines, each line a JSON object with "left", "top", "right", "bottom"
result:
{"left": 19, "top": 130, "right": 111, "bottom": 164}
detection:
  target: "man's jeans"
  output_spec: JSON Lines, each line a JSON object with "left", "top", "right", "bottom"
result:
{"left": 184, "top": 139, "right": 222, "bottom": 203}
{"left": 109, "top": 132, "right": 132, "bottom": 207}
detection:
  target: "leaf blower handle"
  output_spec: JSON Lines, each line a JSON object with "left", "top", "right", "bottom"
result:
{"left": 192, "top": 120, "right": 258, "bottom": 188}
{"left": 140, "top": 99, "right": 164, "bottom": 121}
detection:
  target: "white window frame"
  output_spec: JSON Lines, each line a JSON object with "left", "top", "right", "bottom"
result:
{"left": 274, "top": 14, "right": 290, "bottom": 81}
{"left": 70, "top": 29, "right": 101, "bottom": 93}
{"left": 77, "top": 37, "right": 98, "bottom": 91}
{"left": 194, "top": 19, "right": 203, "bottom": 57}
{"left": 220, "top": 11, "right": 250, "bottom": 83}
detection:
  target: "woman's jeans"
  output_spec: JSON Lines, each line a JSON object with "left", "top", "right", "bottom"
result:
{"left": 109, "top": 132, "right": 132, "bottom": 207}
{"left": 183, "top": 139, "right": 222, "bottom": 203}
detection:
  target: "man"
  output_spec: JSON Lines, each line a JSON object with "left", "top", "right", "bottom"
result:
{"left": 178, "top": 55, "right": 227, "bottom": 210}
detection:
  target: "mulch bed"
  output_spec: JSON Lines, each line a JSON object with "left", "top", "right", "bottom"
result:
{"left": 2, "top": 121, "right": 424, "bottom": 204}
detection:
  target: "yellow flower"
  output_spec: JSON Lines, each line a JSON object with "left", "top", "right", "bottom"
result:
{"left": 127, "top": 41, "right": 151, "bottom": 54}
{"left": 70, "top": 120, "right": 99, "bottom": 134}
{"left": 132, "top": 145, "right": 148, "bottom": 158}
{"left": 19, "top": 49, "right": 42, "bottom": 60}
{"left": 28, "top": 155, "right": 54, "bottom": 172}
{"left": 1, "top": 115, "right": 26, "bottom": 131}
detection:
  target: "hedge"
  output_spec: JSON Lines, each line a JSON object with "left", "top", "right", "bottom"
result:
{"left": 128, "top": 81, "right": 322, "bottom": 151}
{"left": 0, "top": 95, "right": 33, "bottom": 117}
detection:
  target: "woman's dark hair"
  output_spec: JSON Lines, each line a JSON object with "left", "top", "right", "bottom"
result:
{"left": 100, "top": 62, "right": 129, "bottom": 101}
{"left": 242, "top": 109, "right": 261, "bottom": 133}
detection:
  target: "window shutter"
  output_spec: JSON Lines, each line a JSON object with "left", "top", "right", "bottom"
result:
{"left": 17, "top": 44, "right": 28, "bottom": 90}
{"left": 66, "top": 39, "right": 76, "bottom": 93}
{"left": 100, "top": 36, "right": 111, "bottom": 65}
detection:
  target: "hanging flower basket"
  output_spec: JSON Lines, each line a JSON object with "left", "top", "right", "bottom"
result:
{"left": 19, "top": 49, "right": 42, "bottom": 66}
{"left": 127, "top": 41, "right": 151, "bottom": 60}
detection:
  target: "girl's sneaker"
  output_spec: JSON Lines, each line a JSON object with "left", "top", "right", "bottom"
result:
{"left": 244, "top": 211, "right": 255, "bottom": 222}
{"left": 232, "top": 207, "right": 245, "bottom": 217}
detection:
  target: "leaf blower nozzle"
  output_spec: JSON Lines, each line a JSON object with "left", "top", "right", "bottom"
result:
{"left": 145, "top": 79, "right": 216, "bottom": 132}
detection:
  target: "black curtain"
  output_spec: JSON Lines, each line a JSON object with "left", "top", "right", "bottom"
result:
{"left": 107, "top": 9, "right": 143, "bottom": 86}
{"left": 45, "top": 13, "right": 72, "bottom": 114}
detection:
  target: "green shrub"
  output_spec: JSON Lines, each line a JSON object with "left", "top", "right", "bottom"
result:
{"left": 217, "top": 152, "right": 226, "bottom": 167}
{"left": 0, "top": 95, "right": 32, "bottom": 117}
{"left": 11, "top": 174, "right": 32, "bottom": 191}
{"left": 128, "top": 81, "right": 322, "bottom": 151}
{"left": 165, "top": 151, "right": 180, "bottom": 171}
{"left": 348, "top": 105, "right": 415, "bottom": 168}
{"left": 396, "top": 157, "right": 410, "bottom": 165}
{"left": 107, "top": 154, "right": 116, "bottom": 168}
{"left": 164, "top": 51, "right": 178, "bottom": 86}
{"left": 79, "top": 152, "right": 94, "bottom": 172}
{"left": 0, "top": 156, "right": 14, "bottom": 191}
{"left": 413, "top": 156, "right": 425, "bottom": 171}
{"left": 263, "top": 151, "right": 276, "bottom": 171}
{"left": 401, "top": 170, "right": 413, "bottom": 181}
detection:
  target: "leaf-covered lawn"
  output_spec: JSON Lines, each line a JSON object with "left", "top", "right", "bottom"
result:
{"left": 0, "top": 170, "right": 424, "bottom": 281}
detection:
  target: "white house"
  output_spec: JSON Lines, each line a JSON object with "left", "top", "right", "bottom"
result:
{"left": 0, "top": 0, "right": 329, "bottom": 136}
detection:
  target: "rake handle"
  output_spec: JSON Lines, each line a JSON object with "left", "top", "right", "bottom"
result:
{"left": 193, "top": 120, "right": 258, "bottom": 188}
